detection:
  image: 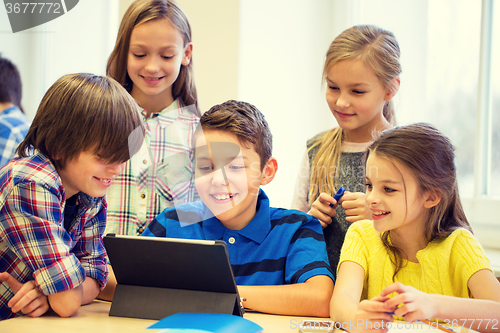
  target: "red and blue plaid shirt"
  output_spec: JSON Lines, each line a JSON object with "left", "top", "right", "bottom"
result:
{"left": 0, "top": 151, "right": 108, "bottom": 320}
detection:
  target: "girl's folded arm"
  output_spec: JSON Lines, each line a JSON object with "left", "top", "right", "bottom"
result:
{"left": 383, "top": 270, "right": 500, "bottom": 333}
{"left": 436, "top": 268, "right": 500, "bottom": 332}
{"left": 330, "top": 261, "right": 365, "bottom": 323}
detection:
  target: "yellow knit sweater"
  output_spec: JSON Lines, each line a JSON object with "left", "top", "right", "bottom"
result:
{"left": 339, "top": 220, "right": 492, "bottom": 301}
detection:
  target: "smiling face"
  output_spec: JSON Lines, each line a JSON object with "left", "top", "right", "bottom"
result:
{"left": 127, "top": 18, "right": 192, "bottom": 111}
{"left": 57, "top": 151, "right": 125, "bottom": 199}
{"left": 325, "top": 58, "right": 393, "bottom": 142}
{"left": 365, "top": 152, "right": 429, "bottom": 235}
{"left": 194, "top": 130, "right": 276, "bottom": 230}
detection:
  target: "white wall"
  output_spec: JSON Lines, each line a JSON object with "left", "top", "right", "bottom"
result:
{"left": 177, "top": 0, "right": 240, "bottom": 111}
{"left": 1, "top": 8, "right": 43, "bottom": 118}
{"left": 237, "top": 0, "right": 336, "bottom": 207}
{"left": 0, "top": 0, "right": 119, "bottom": 118}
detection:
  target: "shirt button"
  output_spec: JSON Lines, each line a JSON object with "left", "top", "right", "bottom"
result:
{"left": 138, "top": 227, "right": 144, "bottom": 234}
{"left": 228, "top": 237, "right": 235, "bottom": 244}
{"left": 143, "top": 160, "right": 148, "bottom": 164}
{"left": 140, "top": 194, "right": 146, "bottom": 199}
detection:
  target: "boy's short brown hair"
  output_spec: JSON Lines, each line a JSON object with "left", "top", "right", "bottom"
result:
{"left": 198, "top": 100, "right": 272, "bottom": 170}
{"left": 17, "top": 73, "right": 144, "bottom": 170}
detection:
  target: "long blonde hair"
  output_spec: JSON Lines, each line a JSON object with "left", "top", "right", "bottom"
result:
{"left": 308, "top": 25, "right": 401, "bottom": 203}
{"left": 106, "top": 0, "right": 200, "bottom": 116}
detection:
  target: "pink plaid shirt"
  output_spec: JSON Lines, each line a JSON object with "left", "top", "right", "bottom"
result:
{"left": 105, "top": 99, "right": 200, "bottom": 236}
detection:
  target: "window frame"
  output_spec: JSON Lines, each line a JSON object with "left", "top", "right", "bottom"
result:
{"left": 465, "top": 0, "right": 500, "bottom": 250}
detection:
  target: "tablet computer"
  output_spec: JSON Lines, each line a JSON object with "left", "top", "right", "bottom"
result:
{"left": 103, "top": 234, "right": 244, "bottom": 320}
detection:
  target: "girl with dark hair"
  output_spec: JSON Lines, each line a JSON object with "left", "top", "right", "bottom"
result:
{"left": 331, "top": 123, "right": 500, "bottom": 333}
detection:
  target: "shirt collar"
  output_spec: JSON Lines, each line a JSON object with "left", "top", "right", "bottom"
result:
{"left": 201, "top": 213, "right": 225, "bottom": 240}
{"left": 1, "top": 106, "right": 20, "bottom": 115}
{"left": 78, "top": 192, "right": 101, "bottom": 208}
{"left": 141, "top": 99, "right": 181, "bottom": 128}
{"left": 142, "top": 98, "right": 197, "bottom": 127}
{"left": 74, "top": 192, "right": 100, "bottom": 210}
{"left": 202, "top": 189, "right": 271, "bottom": 244}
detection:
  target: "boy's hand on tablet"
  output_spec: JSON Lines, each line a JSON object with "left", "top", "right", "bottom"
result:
{"left": 308, "top": 193, "right": 338, "bottom": 228}
{"left": 0, "top": 272, "right": 49, "bottom": 318}
{"left": 354, "top": 295, "right": 394, "bottom": 333}
{"left": 341, "top": 191, "right": 371, "bottom": 222}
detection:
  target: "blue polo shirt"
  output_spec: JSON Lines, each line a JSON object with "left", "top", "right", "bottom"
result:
{"left": 142, "top": 190, "right": 334, "bottom": 286}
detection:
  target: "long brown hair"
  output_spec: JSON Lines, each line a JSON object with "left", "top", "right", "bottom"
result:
{"left": 17, "top": 73, "right": 144, "bottom": 170}
{"left": 367, "top": 123, "right": 471, "bottom": 279}
{"left": 106, "top": 0, "right": 199, "bottom": 116}
{"left": 308, "top": 25, "right": 401, "bottom": 203}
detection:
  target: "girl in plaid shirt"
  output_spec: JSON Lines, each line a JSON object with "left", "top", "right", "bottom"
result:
{"left": 105, "top": 0, "right": 200, "bottom": 237}
{"left": 0, "top": 73, "right": 144, "bottom": 320}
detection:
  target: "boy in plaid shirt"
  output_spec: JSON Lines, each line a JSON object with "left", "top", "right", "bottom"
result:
{"left": 0, "top": 73, "right": 143, "bottom": 320}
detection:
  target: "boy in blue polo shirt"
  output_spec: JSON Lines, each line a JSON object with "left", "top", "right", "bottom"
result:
{"left": 155, "top": 100, "right": 334, "bottom": 316}
{"left": 101, "top": 100, "right": 334, "bottom": 316}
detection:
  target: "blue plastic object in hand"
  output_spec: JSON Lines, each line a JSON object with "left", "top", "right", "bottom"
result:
{"left": 329, "top": 187, "right": 345, "bottom": 208}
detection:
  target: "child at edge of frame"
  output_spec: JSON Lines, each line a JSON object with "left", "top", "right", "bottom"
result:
{"left": 331, "top": 123, "right": 500, "bottom": 333}
{"left": 0, "top": 73, "right": 144, "bottom": 320}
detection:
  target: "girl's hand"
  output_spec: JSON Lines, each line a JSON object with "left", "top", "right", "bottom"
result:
{"left": 354, "top": 296, "right": 394, "bottom": 333}
{"left": 341, "top": 191, "right": 371, "bottom": 222}
{"left": 307, "top": 193, "right": 338, "bottom": 228}
{"left": 381, "top": 282, "right": 437, "bottom": 323}
{"left": 0, "top": 272, "right": 49, "bottom": 318}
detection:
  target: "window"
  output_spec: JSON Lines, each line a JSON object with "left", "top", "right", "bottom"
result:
{"left": 343, "top": 0, "right": 499, "bottom": 249}
{"left": 490, "top": 1, "right": 500, "bottom": 197}
{"left": 0, "top": 0, "right": 119, "bottom": 118}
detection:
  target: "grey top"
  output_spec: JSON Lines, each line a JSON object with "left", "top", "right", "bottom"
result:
{"left": 307, "top": 134, "right": 367, "bottom": 277}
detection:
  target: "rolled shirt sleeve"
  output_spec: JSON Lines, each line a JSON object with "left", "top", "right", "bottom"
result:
{"left": 1, "top": 180, "right": 108, "bottom": 295}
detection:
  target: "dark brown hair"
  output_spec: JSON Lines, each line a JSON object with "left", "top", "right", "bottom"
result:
{"left": 106, "top": 0, "right": 199, "bottom": 116}
{"left": 367, "top": 123, "right": 471, "bottom": 279}
{"left": 17, "top": 73, "right": 144, "bottom": 170}
{"left": 0, "top": 54, "right": 23, "bottom": 112}
{"left": 198, "top": 100, "right": 272, "bottom": 170}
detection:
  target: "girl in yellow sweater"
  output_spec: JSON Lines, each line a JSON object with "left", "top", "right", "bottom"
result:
{"left": 331, "top": 123, "right": 500, "bottom": 333}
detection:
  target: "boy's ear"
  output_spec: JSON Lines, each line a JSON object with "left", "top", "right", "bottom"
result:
{"left": 51, "top": 153, "right": 61, "bottom": 164}
{"left": 260, "top": 157, "right": 278, "bottom": 186}
{"left": 423, "top": 189, "right": 441, "bottom": 209}
{"left": 384, "top": 77, "right": 400, "bottom": 101}
{"left": 182, "top": 43, "right": 193, "bottom": 66}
